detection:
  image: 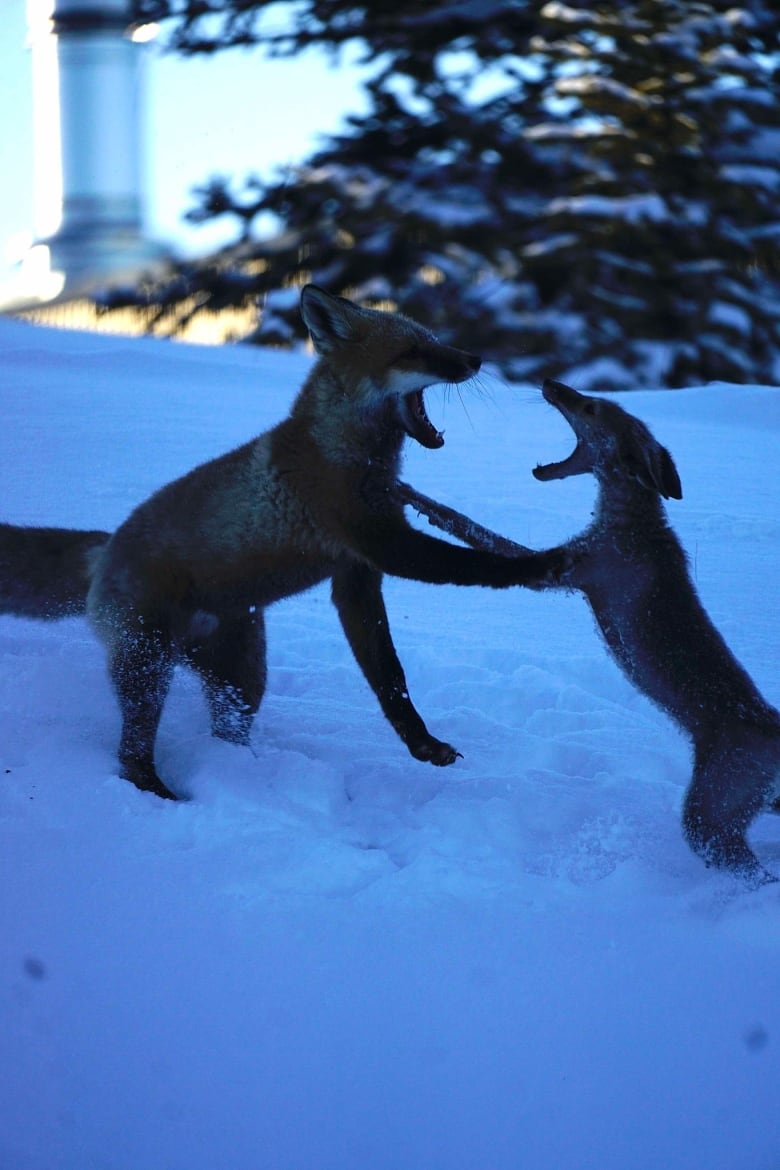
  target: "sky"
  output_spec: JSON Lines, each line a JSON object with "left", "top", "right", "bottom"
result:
{"left": 0, "top": 0, "right": 369, "bottom": 285}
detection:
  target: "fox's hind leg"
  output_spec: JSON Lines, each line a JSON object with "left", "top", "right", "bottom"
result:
{"left": 682, "top": 739, "right": 777, "bottom": 887}
{"left": 331, "top": 558, "right": 459, "bottom": 766}
{"left": 109, "top": 629, "right": 178, "bottom": 801}
{"left": 186, "top": 609, "right": 267, "bottom": 747}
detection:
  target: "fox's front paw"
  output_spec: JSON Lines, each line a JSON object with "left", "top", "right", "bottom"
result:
{"left": 521, "top": 548, "right": 576, "bottom": 591}
{"left": 545, "top": 548, "right": 577, "bottom": 585}
{"left": 410, "top": 736, "right": 462, "bottom": 766}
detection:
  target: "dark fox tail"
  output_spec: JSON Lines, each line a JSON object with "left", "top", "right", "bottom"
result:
{"left": 0, "top": 523, "right": 110, "bottom": 620}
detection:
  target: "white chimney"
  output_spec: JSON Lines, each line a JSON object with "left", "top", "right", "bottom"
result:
{"left": 21, "top": 0, "right": 169, "bottom": 299}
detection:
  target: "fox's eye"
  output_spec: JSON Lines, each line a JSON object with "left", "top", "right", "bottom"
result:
{"left": 583, "top": 401, "right": 597, "bottom": 417}
{"left": 399, "top": 344, "right": 422, "bottom": 363}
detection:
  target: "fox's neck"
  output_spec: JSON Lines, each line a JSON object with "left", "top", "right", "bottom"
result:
{"left": 593, "top": 470, "right": 669, "bottom": 533}
{"left": 292, "top": 362, "right": 404, "bottom": 475}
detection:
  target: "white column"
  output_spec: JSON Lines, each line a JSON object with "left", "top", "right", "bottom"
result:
{"left": 56, "top": 6, "right": 144, "bottom": 236}
{"left": 28, "top": 0, "right": 168, "bottom": 293}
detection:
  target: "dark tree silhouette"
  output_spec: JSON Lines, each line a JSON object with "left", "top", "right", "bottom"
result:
{"left": 123, "top": 0, "right": 780, "bottom": 388}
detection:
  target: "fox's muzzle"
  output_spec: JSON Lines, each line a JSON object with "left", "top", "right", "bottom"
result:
{"left": 436, "top": 346, "right": 481, "bottom": 383}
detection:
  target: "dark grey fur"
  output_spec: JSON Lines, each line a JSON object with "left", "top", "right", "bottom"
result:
{"left": 534, "top": 379, "right": 779, "bottom": 886}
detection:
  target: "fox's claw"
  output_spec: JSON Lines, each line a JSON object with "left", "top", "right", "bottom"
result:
{"left": 409, "top": 737, "right": 462, "bottom": 766}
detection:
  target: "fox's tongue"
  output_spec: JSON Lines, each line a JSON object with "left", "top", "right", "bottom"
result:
{"left": 400, "top": 390, "right": 444, "bottom": 449}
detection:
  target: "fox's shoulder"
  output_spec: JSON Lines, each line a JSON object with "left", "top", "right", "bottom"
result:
{"left": 269, "top": 415, "right": 398, "bottom": 511}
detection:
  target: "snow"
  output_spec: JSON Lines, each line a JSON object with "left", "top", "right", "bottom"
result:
{"left": 406, "top": 188, "right": 494, "bottom": 228}
{"left": 548, "top": 193, "right": 669, "bottom": 224}
{"left": 720, "top": 164, "right": 780, "bottom": 193}
{"left": 2, "top": 317, "right": 780, "bottom": 1170}
{"left": 555, "top": 75, "right": 658, "bottom": 110}
{"left": 708, "top": 300, "right": 753, "bottom": 337}
{"left": 521, "top": 232, "right": 578, "bottom": 258}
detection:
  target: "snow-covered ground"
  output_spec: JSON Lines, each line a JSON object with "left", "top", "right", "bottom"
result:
{"left": 1, "top": 317, "right": 779, "bottom": 1170}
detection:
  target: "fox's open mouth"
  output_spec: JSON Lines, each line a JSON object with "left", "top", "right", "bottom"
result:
{"left": 534, "top": 417, "right": 597, "bottom": 481}
{"left": 533, "top": 424, "right": 589, "bottom": 480}
{"left": 533, "top": 383, "right": 588, "bottom": 481}
{"left": 399, "top": 389, "right": 445, "bottom": 449}
{"left": 533, "top": 446, "right": 581, "bottom": 481}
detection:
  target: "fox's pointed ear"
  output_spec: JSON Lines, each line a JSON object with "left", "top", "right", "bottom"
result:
{"left": 300, "top": 285, "right": 366, "bottom": 354}
{"left": 655, "top": 444, "right": 683, "bottom": 499}
{"left": 622, "top": 438, "right": 682, "bottom": 500}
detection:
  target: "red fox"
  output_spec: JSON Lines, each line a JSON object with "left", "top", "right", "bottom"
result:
{"left": 0, "top": 286, "right": 564, "bottom": 800}
{"left": 531, "top": 380, "right": 780, "bottom": 886}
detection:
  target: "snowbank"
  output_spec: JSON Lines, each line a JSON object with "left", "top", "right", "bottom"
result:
{"left": 1, "top": 318, "right": 779, "bottom": 1170}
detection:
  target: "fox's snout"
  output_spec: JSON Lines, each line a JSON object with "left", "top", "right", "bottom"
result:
{"left": 462, "top": 351, "right": 482, "bottom": 376}
{"left": 425, "top": 344, "right": 481, "bottom": 384}
{"left": 541, "top": 379, "right": 582, "bottom": 409}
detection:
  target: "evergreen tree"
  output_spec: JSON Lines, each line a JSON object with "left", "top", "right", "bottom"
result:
{"left": 123, "top": 0, "right": 780, "bottom": 388}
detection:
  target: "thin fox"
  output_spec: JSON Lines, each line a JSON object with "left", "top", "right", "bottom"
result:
{"left": 0, "top": 286, "right": 561, "bottom": 800}
{"left": 532, "top": 379, "right": 780, "bottom": 885}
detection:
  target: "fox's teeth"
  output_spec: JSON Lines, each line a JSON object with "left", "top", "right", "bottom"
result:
{"left": 399, "top": 389, "right": 445, "bottom": 449}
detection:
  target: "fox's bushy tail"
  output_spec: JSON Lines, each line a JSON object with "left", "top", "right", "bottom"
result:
{"left": 0, "top": 524, "right": 110, "bottom": 619}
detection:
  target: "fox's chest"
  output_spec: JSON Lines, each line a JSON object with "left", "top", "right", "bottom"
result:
{"left": 575, "top": 529, "right": 667, "bottom": 667}
{"left": 574, "top": 525, "right": 703, "bottom": 717}
{"left": 573, "top": 526, "right": 651, "bottom": 608}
